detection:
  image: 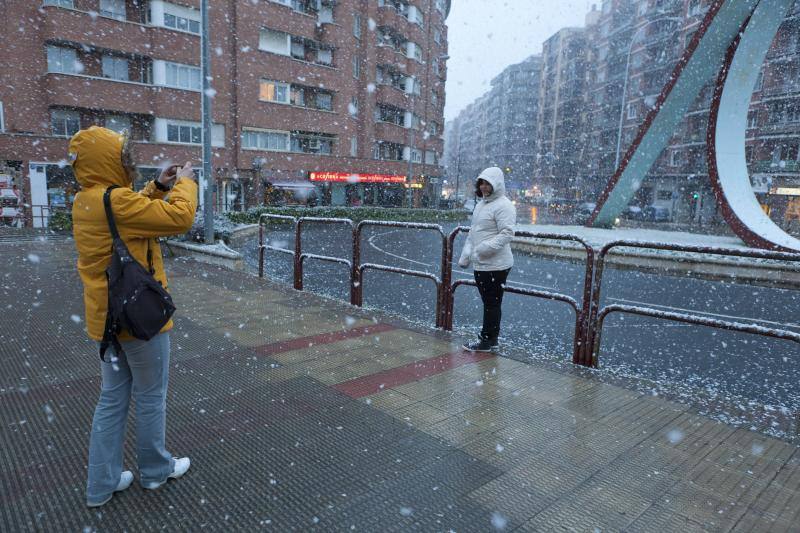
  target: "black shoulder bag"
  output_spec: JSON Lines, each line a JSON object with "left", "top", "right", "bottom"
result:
{"left": 99, "top": 186, "right": 176, "bottom": 361}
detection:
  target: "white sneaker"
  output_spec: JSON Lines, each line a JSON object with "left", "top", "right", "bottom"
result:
{"left": 86, "top": 470, "right": 133, "bottom": 508}
{"left": 144, "top": 457, "right": 191, "bottom": 490}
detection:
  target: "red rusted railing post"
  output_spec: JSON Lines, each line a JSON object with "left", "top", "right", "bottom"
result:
{"left": 352, "top": 223, "right": 362, "bottom": 306}
{"left": 293, "top": 221, "right": 303, "bottom": 290}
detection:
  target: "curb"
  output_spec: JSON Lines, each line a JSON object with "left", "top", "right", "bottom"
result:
{"left": 165, "top": 240, "right": 244, "bottom": 271}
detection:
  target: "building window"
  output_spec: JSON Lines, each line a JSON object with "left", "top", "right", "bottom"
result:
{"left": 434, "top": 30, "right": 441, "bottom": 45}
{"left": 100, "top": 0, "right": 126, "bottom": 20}
{"left": 353, "top": 14, "right": 362, "bottom": 40}
{"left": 373, "top": 141, "right": 404, "bottom": 161}
{"left": 349, "top": 96, "right": 359, "bottom": 117}
{"left": 350, "top": 137, "right": 358, "bottom": 157}
{"left": 376, "top": 104, "right": 405, "bottom": 127}
{"left": 669, "top": 150, "right": 683, "bottom": 167}
{"left": 627, "top": 102, "right": 637, "bottom": 120}
{"left": 409, "top": 148, "right": 422, "bottom": 163}
{"left": 163, "top": 3, "right": 200, "bottom": 34}
{"left": 406, "top": 42, "right": 422, "bottom": 62}
{"left": 259, "top": 28, "right": 290, "bottom": 55}
{"left": 747, "top": 111, "right": 758, "bottom": 129}
{"left": 788, "top": 104, "right": 800, "bottom": 123}
{"left": 259, "top": 80, "right": 290, "bottom": 104}
{"left": 102, "top": 56, "right": 129, "bottom": 81}
{"left": 0, "top": 102, "right": 5, "bottom": 132}
{"left": 435, "top": 0, "right": 446, "bottom": 15}
{"left": 425, "top": 150, "right": 437, "bottom": 165}
{"left": 316, "top": 92, "right": 333, "bottom": 112}
{"left": 353, "top": 56, "right": 361, "bottom": 79}
{"left": 317, "top": 47, "right": 333, "bottom": 66}
{"left": 754, "top": 70, "right": 764, "bottom": 92}
{"left": 775, "top": 143, "right": 800, "bottom": 162}
{"left": 242, "top": 128, "right": 290, "bottom": 151}
{"left": 164, "top": 62, "right": 201, "bottom": 90}
{"left": 47, "top": 46, "right": 79, "bottom": 74}
{"left": 156, "top": 118, "right": 223, "bottom": 146}
{"left": 291, "top": 131, "right": 335, "bottom": 155}
{"left": 167, "top": 123, "right": 201, "bottom": 144}
{"left": 51, "top": 109, "right": 80, "bottom": 137}
{"left": 105, "top": 115, "right": 131, "bottom": 134}
{"left": 43, "top": 0, "right": 74, "bottom": 7}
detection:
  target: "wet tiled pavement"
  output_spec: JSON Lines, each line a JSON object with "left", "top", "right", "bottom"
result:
{"left": 1, "top": 239, "right": 798, "bottom": 531}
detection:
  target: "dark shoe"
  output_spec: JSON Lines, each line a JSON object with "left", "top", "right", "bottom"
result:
{"left": 463, "top": 339, "right": 496, "bottom": 352}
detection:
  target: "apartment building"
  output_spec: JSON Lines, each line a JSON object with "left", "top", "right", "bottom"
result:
{"left": 534, "top": 26, "right": 591, "bottom": 200}
{"left": 444, "top": 55, "right": 542, "bottom": 198}
{"left": 0, "top": 0, "right": 451, "bottom": 225}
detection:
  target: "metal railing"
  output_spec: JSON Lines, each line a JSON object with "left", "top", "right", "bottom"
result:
{"left": 257, "top": 217, "right": 800, "bottom": 370}
{"left": 296, "top": 217, "right": 354, "bottom": 298}
{"left": 258, "top": 214, "right": 297, "bottom": 279}
{"left": 587, "top": 240, "right": 800, "bottom": 367}
{"left": 353, "top": 220, "right": 448, "bottom": 327}
{"left": 258, "top": 216, "right": 447, "bottom": 326}
{"left": 443, "top": 227, "right": 595, "bottom": 365}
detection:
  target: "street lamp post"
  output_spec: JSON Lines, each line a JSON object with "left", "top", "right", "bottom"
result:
{"left": 200, "top": 0, "right": 214, "bottom": 243}
{"left": 614, "top": 16, "right": 683, "bottom": 171}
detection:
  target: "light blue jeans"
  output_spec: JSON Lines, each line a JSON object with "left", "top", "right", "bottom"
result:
{"left": 86, "top": 333, "right": 174, "bottom": 505}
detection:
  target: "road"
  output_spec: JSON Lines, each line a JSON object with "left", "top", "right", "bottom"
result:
{"left": 242, "top": 222, "right": 800, "bottom": 425}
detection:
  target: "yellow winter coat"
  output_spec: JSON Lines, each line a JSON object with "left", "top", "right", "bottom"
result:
{"left": 70, "top": 127, "right": 198, "bottom": 341}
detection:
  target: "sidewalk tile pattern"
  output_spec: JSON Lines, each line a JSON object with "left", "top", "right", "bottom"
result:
{"left": 0, "top": 240, "right": 798, "bottom": 531}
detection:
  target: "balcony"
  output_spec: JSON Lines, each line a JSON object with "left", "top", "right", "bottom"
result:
{"left": 44, "top": 73, "right": 200, "bottom": 119}
{"left": 376, "top": 46, "right": 408, "bottom": 71}
{"left": 376, "top": 4, "right": 426, "bottom": 44}
{"left": 375, "top": 84, "right": 412, "bottom": 110}
{"left": 374, "top": 122, "right": 410, "bottom": 146}
{"left": 751, "top": 160, "right": 800, "bottom": 173}
{"left": 41, "top": 6, "right": 198, "bottom": 65}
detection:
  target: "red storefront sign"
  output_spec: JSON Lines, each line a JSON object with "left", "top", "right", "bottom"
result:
{"left": 309, "top": 172, "right": 407, "bottom": 184}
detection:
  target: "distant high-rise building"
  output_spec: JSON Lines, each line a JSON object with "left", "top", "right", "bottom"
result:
{"left": 444, "top": 55, "right": 542, "bottom": 198}
{"left": 534, "top": 26, "right": 590, "bottom": 200}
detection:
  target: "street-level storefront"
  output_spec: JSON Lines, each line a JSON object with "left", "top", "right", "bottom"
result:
{"left": 310, "top": 172, "right": 406, "bottom": 207}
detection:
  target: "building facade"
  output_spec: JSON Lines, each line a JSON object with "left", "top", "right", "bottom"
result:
{"left": 443, "top": 55, "right": 542, "bottom": 199}
{"left": 0, "top": 0, "right": 451, "bottom": 226}
{"left": 535, "top": 0, "right": 800, "bottom": 232}
{"left": 534, "top": 26, "right": 590, "bottom": 201}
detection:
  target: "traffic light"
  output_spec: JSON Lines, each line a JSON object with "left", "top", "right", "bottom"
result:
{"left": 692, "top": 192, "right": 700, "bottom": 200}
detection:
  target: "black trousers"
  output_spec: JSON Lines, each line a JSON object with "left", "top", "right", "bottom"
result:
{"left": 474, "top": 268, "right": 511, "bottom": 341}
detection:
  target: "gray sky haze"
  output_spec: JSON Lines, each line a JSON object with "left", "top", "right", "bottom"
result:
{"left": 443, "top": 0, "right": 593, "bottom": 121}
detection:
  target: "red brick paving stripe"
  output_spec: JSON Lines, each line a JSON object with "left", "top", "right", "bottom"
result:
{"left": 333, "top": 350, "right": 495, "bottom": 399}
{"left": 254, "top": 323, "right": 397, "bottom": 356}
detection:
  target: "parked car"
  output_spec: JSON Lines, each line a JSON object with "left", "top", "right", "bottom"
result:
{"left": 621, "top": 205, "right": 643, "bottom": 221}
{"left": 574, "top": 202, "right": 596, "bottom": 224}
{"left": 642, "top": 205, "right": 671, "bottom": 222}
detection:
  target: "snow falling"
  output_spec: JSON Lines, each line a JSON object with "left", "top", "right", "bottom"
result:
{"left": 3, "top": 0, "right": 800, "bottom": 531}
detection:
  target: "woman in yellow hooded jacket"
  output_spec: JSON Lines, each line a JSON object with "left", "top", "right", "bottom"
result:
{"left": 70, "top": 126, "right": 198, "bottom": 507}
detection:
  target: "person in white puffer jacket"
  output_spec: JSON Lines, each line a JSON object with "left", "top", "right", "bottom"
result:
{"left": 458, "top": 167, "right": 516, "bottom": 352}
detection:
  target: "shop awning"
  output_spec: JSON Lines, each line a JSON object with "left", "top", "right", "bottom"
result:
{"left": 0, "top": 188, "right": 18, "bottom": 199}
{"left": 270, "top": 181, "right": 317, "bottom": 190}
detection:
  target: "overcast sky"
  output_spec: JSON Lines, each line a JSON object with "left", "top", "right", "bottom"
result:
{"left": 443, "top": 0, "right": 593, "bottom": 122}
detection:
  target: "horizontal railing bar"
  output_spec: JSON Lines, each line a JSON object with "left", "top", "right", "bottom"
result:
{"left": 301, "top": 253, "right": 351, "bottom": 267}
{"left": 360, "top": 263, "right": 441, "bottom": 285}
{"left": 597, "top": 303, "right": 800, "bottom": 344}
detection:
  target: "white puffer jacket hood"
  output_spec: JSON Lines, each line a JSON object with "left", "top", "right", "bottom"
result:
{"left": 458, "top": 167, "right": 516, "bottom": 272}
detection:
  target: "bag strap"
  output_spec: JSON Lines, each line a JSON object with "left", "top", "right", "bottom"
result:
{"left": 99, "top": 271, "right": 124, "bottom": 362}
{"left": 103, "top": 186, "right": 121, "bottom": 240}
